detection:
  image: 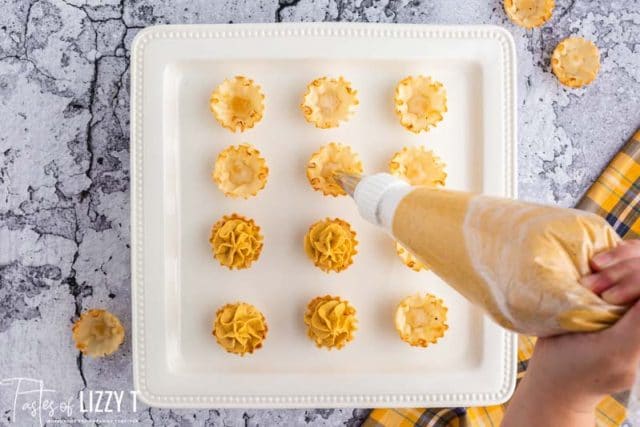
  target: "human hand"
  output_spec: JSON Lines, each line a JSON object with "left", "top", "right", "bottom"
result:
{"left": 581, "top": 239, "right": 640, "bottom": 305}
{"left": 503, "top": 240, "right": 640, "bottom": 426}
{"left": 502, "top": 301, "right": 640, "bottom": 427}
{"left": 527, "top": 240, "right": 640, "bottom": 403}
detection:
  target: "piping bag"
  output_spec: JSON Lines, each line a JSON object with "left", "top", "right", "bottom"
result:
{"left": 335, "top": 172, "right": 629, "bottom": 337}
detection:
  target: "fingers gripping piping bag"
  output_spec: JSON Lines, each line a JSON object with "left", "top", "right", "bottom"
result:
{"left": 336, "top": 172, "right": 628, "bottom": 337}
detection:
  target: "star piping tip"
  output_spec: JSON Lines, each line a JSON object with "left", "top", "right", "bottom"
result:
{"left": 333, "top": 171, "right": 362, "bottom": 198}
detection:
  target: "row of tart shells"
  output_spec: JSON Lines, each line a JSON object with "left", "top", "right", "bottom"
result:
{"left": 210, "top": 38, "right": 598, "bottom": 139}
{"left": 213, "top": 294, "right": 449, "bottom": 356}
{"left": 212, "top": 143, "right": 447, "bottom": 199}
{"left": 67, "top": 290, "right": 449, "bottom": 358}
{"left": 210, "top": 213, "right": 427, "bottom": 273}
{"left": 210, "top": 75, "right": 447, "bottom": 133}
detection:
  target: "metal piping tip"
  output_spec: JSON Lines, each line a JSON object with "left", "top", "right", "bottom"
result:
{"left": 334, "top": 172, "right": 362, "bottom": 198}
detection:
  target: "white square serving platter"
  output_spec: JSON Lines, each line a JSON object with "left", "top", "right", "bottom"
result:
{"left": 131, "top": 23, "right": 518, "bottom": 409}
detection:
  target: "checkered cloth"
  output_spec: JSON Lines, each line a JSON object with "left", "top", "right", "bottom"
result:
{"left": 364, "top": 129, "right": 640, "bottom": 427}
{"left": 577, "top": 130, "right": 640, "bottom": 239}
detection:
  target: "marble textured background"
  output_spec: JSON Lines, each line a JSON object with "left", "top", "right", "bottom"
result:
{"left": 0, "top": 0, "right": 639, "bottom": 425}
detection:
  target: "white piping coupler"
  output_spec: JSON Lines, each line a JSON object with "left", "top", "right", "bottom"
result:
{"left": 353, "top": 173, "right": 411, "bottom": 230}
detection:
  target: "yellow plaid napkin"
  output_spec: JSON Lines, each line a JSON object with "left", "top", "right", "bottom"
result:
{"left": 364, "top": 129, "right": 640, "bottom": 427}
{"left": 577, "top": 130, "right": 640, "bottom": 239}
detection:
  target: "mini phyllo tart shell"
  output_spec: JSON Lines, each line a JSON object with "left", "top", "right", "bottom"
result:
{"left": 307, "top": 142, "right": 363, "bottom": 197}
{"left": 213, "top": 143, "right": 268, "bottom": 199}
{"left": 389, "top": 146, "right": 447, "bottom": 187}
{"left": 210, "top": 76, "right": 265, "bottom": 132}
{"left": 504, "top": 0, "right": 554, "bottom": 29}
{"left": 72, "top": 309, "right": 125, "bottom": 357}
{"left": 304, "top": 218, "right": 358, "bottom": 273}
{"left": 210, "top": 213, "right": 263, "bottom": 270}
{"left": 395, "top": 293, "right": 448, "bottom": 348}
{"left": 301, "top": 77, "right": 358, "bottom": 129}
{"left": 394, "top": 76, "right": 447, "bottom": 133}
{"left": 213, "top": 302, "right": 268, "bottom": 356}
{"left": 395, "top": 242, "right": 428, "bottom": 272}
{"left": 304, "top": 295, "right": 357, "bottom": 350}
{"left": 551, "top": 37, "right": 600, "bottom": 88}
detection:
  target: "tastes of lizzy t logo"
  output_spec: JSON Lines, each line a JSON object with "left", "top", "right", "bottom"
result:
{"left": 0, "top": 377, "right": 138, "bottom": 426}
